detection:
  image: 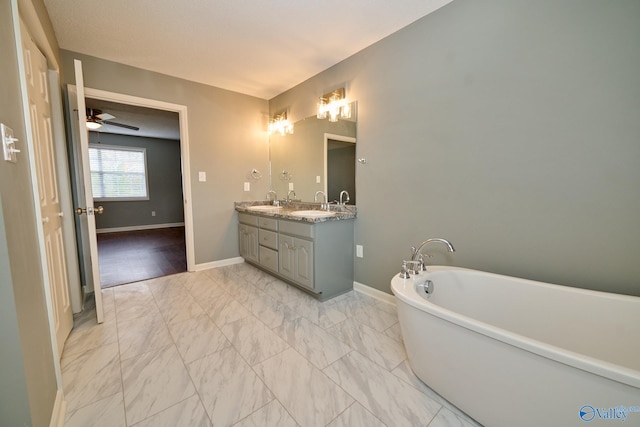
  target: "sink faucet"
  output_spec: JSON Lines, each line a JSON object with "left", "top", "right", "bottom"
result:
{"left": 286, "top": 190, "right": 296, "bottom": 202}
{"left": 266, "top": 190, "right": 278, "bottom": 206}
{"left": 314, "top": 190, "right": 328, "bottom": 210}
{"left": 411, "top": 238, "right": 455, "bottom": 270}
{"left": 339, "top": 190, "right": 350, "bottom": 205}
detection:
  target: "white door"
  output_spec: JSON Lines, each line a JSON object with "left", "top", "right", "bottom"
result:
{"left": 20, "top": 23, "right": 73, "bottom": 356}
{"left": 72, "top": 59, "right": 105, "bottom": 323}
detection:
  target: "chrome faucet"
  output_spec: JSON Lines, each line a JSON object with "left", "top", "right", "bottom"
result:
{"left": 411, "top": 238, "right": 455, "bottom": 271}
{"left": 339, "top": 190, "right": 350, "bottom": 205}
{"left": 314, "top": 190, "right": 328, "bottom": 210}
{"left": 286, "top": 190, "right": 296, "bottom": 202}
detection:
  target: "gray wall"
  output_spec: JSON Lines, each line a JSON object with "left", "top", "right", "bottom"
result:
{"left": 89, "top": 132, "right": 185, "bottom": 230}
{"left": 1, "top": 0, "right": 58, "bottom": 424}
{"left": 61, "top": 51, "right": 270, "bottom": 264}
{"left": 269, "top": 0, "right": 640, "bottom": 296}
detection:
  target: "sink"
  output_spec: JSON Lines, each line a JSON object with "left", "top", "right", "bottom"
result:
{"left": 289, "top": 210, "right": 336, "bottom": 218}
{"left": 246, "top": 205, "right": 283, "bottom": 212}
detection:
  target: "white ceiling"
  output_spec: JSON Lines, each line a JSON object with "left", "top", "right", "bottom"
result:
{"left": 44, "top": 0, "right": 454, "bottom": 100}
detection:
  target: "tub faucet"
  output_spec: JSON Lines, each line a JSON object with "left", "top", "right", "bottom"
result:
{"left": 411, "top": 238, "right": 455, "bottom": 270}
{"left": 314, "top": 190, "right": 328, "bottom": 210}
{"left": 339, "top": 190, "right": 350, "bottom": 205}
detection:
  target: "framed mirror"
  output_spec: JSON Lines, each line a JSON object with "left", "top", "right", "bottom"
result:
{"left": 269, "top": 102, "right": 357, "bottom": 203}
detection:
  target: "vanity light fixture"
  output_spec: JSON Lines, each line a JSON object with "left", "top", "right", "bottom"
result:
{"left": 317, "top": 88, "right": 351, "bottom": 122}
{"left": 268, "top": 111, "right": 294, "bottom": 136}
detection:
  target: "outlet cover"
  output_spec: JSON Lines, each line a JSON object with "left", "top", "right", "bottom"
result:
{"left": 356, "top": 245, "right": 363, "bottom": 258}
{"left": 244, "top": 182, "right": 250, "bottom": 191}
{"left": 198, "top": 171, "right": 206, "bottom": 182}
{"left": 316, "top": 175, "right": 321, "bottom": 183}
{"left": 289, "top": 182, "right": 294, "bottom": 191}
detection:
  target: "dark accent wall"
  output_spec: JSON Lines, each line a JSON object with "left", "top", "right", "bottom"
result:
{"left": 89, "top": 132, "right": 185, "bottom": 230}
{"left": 327, "top": 144, "right": 356, "bottom": 204}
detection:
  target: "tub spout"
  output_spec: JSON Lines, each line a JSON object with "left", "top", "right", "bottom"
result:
{"left": 411, "top": 238, "right": 455, "bottom": 263}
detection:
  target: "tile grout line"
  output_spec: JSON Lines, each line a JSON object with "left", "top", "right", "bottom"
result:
{"left": 150, "top": 275, "right": 213, "bottom": 427}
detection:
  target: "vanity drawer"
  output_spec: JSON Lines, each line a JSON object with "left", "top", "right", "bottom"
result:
{"left": 238, "top": 212, "right": 259, "bottom": 226}
{"left": 259, "top": 229, "right": 278, "bottom": 250}
{"left": 259, "top": 246, "right": 278, "bottom": 272}
{"left": 279, "top": 220, "right": 314, "bottom": 239}
{"left": 258, "top": 217, "right": 278, "bottom": 231}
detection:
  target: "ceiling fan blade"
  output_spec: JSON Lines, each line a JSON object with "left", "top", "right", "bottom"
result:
{"left": 102, "top": 120, "right": 140, "bottom": 131}
{"left": 96, "top": 113, "right": 115, "bottom": 120}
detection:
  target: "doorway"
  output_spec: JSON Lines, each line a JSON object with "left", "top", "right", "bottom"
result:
{"left": 68, "top": 87, "right": 194, "bottom": 300}
{"left": 85, "top": 98, "right": 186, "bottom": 287}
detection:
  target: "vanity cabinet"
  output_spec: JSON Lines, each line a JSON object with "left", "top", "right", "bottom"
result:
{"left": 237, "top": 211, "right": 354, "bottom": 300}
{"left": 238, "top": 215, "right": 259, "bottom": 263}
{"left": 279, "top": 235, "right": 314, "bottom": 289}
{"left": 257, "top": 217, "right": 278, "bottom": 272}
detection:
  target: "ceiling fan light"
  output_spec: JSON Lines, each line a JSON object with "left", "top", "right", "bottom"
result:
{"left": 86, "top": 120, "right": 102, "bottom": 130}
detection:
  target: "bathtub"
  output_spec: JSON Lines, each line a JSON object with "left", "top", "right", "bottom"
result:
{"left": 391, "top": 266, "right": 640, "bottom": 427}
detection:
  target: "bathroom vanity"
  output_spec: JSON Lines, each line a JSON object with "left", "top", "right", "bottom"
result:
{"left": 236, "top": 203, "right": 355, "bottom": 301}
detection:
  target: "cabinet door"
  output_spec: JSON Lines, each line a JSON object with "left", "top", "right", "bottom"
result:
{"left": 278, "top": 235, "right": 295, "bottom": 280}
{"left": 293, "top": 238, "right": 314, "bottom": 289}
{"left": 239, "top": 224, "right": 259, "bottom": 263}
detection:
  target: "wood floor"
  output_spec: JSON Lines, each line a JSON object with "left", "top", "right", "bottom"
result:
{"left": 97, "top": 227, "right": 186, "bottom": 288}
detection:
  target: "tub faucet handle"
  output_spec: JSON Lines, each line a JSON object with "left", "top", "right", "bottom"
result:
{"left": 417, "top": 253, "right": 430, "bottom": 271}
{"left": 399, "top": 261, "right": 411, "bottom": 279}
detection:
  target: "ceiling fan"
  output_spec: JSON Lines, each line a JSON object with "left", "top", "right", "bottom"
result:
{"left": 86, "top": 108, "right": 140, "bottom": 131}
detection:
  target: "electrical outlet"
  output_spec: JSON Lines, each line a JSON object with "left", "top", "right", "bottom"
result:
{"left": 356, "top": 245, "right": 363, "bottom": 258}
{"left": 289, "top": 182, "right": 294, "bottom": 191}
{"left": 316, "top": 175, "right": 321, "bottom": 183}
{"left": 244, "top": 182, "right": 250, "bottom": 191}
{"left": 198, "top": 171, "right": 206, "bottom": 182}
{"left": 151, "top": 211, "right": 156, "bottom": 217}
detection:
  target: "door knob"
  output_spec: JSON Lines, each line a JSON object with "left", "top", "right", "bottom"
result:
{"left": 75, "top": 206, "right": 105, "bottom": 215}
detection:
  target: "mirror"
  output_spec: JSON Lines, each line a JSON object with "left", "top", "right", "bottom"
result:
{"left": 269, "top": 102, "right": 357, "bottom": 203}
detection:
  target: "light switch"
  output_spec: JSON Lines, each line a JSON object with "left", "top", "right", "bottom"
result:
{"left": 288, "top": 182, "right": 294, "bottom": 191}
{"left": 244, "top": 182, "right": 250, "bottom": 191}
{"left": 198, "top": 171, "right": 206, "bottom": 182}
{"left": 2, "top": 124, "right": 20, "bottom": 163}
{"left": 316, "top": 175, "right": 321, "bottom": 183}
{"left": 356, "top": 245, "right": 364, "bottom": 258}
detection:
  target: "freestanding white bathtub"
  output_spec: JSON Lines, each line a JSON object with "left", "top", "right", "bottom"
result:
{"left": 391, "top": 266, "right": 640, "bottom": 427}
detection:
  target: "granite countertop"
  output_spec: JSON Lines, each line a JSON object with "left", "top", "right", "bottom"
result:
{"left": 234, "top": 201, "right": 357, "bottom": 223}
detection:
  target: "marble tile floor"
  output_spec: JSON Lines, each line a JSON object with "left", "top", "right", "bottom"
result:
{"left": 62, "top": 262, "right": 481, "bottom": 427}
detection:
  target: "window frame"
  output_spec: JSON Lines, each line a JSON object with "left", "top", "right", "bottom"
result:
{"left": 88, "top": 143, "right": 150, "bottom": 202}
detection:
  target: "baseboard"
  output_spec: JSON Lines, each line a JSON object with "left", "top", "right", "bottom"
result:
{"left": 192, "top": 257, "right": 244, "bottom": 271}
{"left": 49, "top": 389, "right": 66, "bottom": 427}
{"left": 96, "top": 222, "right": 185, "bottom": 234}
{"left": 353, "top": 281, "right": 396, "bottom": 306}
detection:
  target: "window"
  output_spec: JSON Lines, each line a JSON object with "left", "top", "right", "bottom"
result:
{"left": 89, "top": 144, "right": 149, "bottom": 201}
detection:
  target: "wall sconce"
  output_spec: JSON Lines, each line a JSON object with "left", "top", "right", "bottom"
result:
{"left": 268, "top": 111, "right": 294, "bottom": 136}
{"left": 317, "top": 88, "right": 351, "bottom": 122}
